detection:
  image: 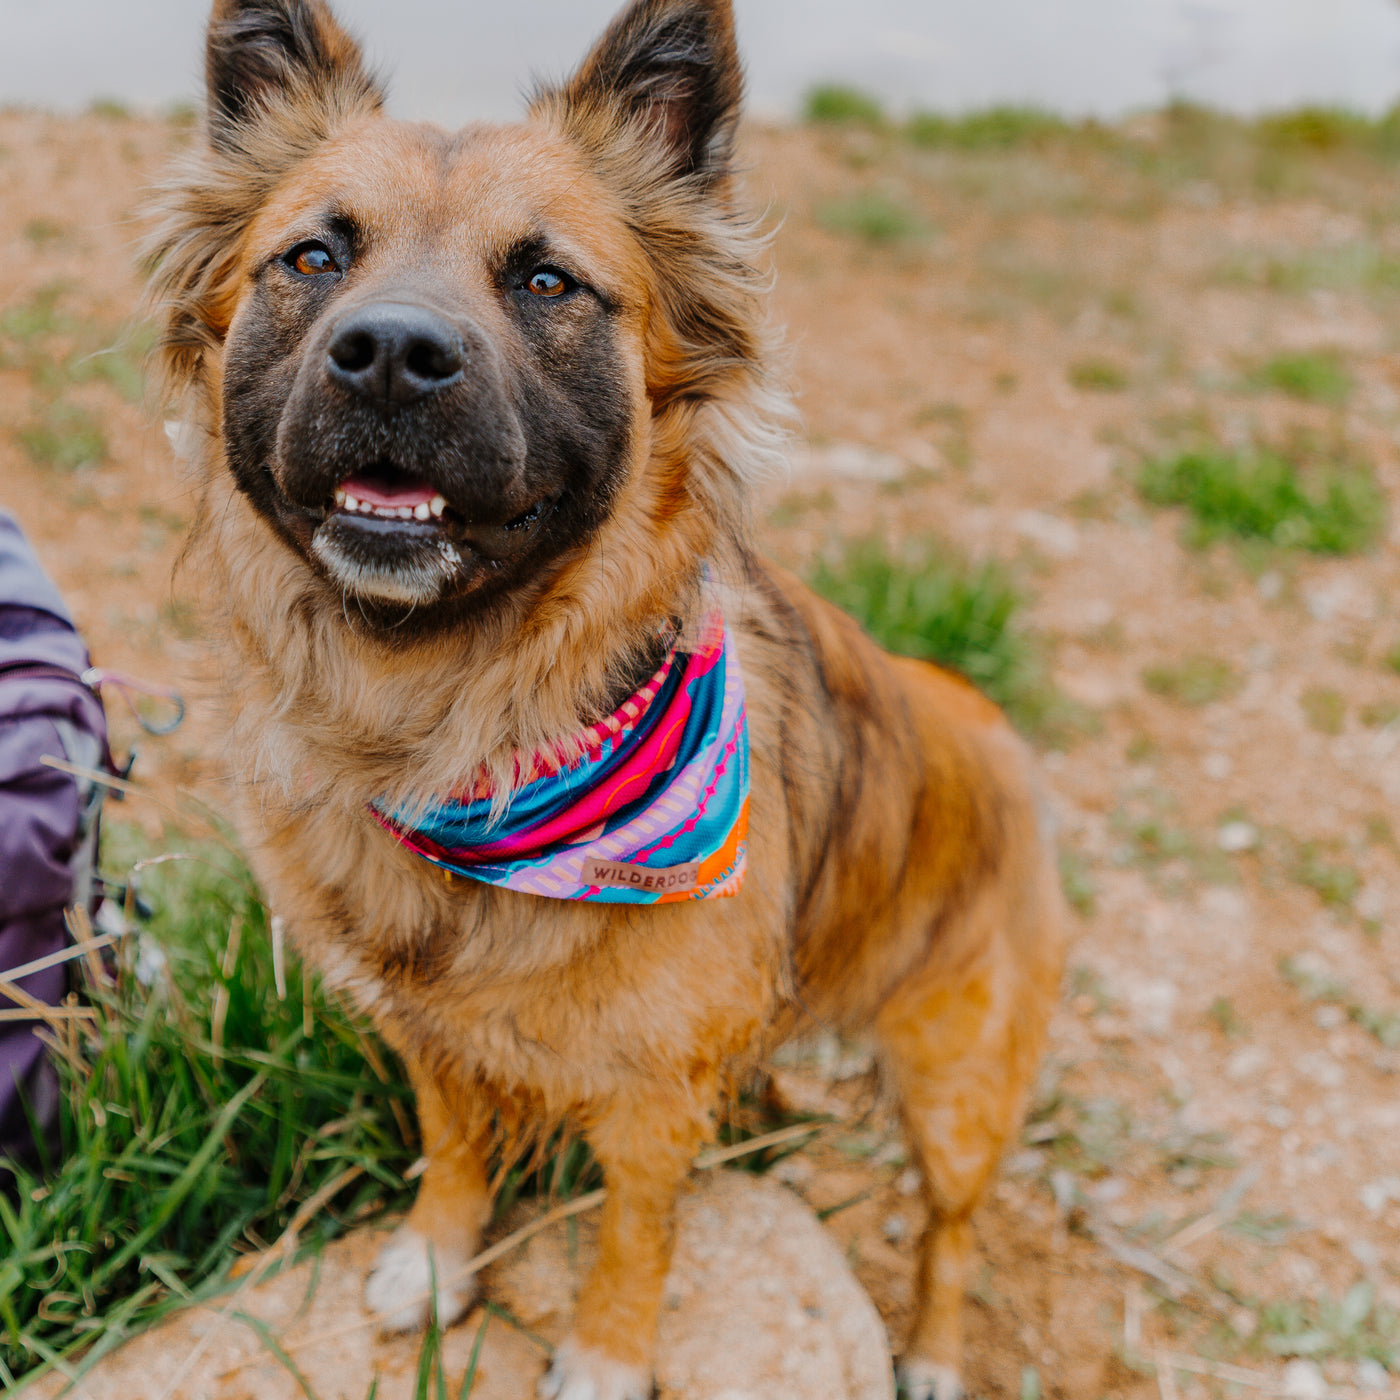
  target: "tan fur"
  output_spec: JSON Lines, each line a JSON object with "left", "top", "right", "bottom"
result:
{"left": 148, "top": 3, "right": 1066, "bottom": 1392}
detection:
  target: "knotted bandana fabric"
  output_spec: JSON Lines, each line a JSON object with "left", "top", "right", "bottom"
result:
{"left": 371, "top": 614, "right": 749, "bottom": 903}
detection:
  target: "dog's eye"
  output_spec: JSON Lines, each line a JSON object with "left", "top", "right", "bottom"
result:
{"left": 287, "top": 242, "right": 339, "bottom": 278}
{"left": 525, "top": 268, "right": 572, "bottom": 298}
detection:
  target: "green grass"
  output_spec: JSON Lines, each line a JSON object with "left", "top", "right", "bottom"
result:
{"left": 1257, "top": 1283, "right": 1400, "bottom": 1369}
{"left": 1300, "top": 686, "right": 1346, "bottom": 735}
{"left": 1137, "top": 446, "right": 1385, "bottom": 554}
{"left": 1248, "top": 352, "right": 1352, "bottom": 405}
{"left": 1223, "top": 244, "right": 1400, "bottom": 296}
{"left": 1142, "top": 655, "right": 1240, "bottom": 707}
{"left": 815, "top": 192, "right": 924, "bottom": 245}
{"left": 807, "top": 535, "right": 1082, "bottom": 741}
{"left": 1058, "top": 850, "right": 1097, "bottom": 917}
{"left": 1068, "top": 359, "right": 1129, "bottom": 392}
{"left": 1279, "top": 956, "right": 1400, "bottom": 1046}
{"left": 803, "top": 85, "right": 885, "bottom": 128}
{"left": 907, "top": 106, "right": 1070, "bottom": 151}
{"left": 16, "top": 403, "right": 108, "bottom": 472}
{"left": 0, "top": 827, "right": 417, "bottom": 1389}
{"left": 809, "top": 536, "right": 1028, "bottom": 700}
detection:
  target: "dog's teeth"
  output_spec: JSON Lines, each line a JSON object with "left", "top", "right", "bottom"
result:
{"left": 396, "top": 505, "right": 414, "bottom": 520}
{"left": 413, "top": 502, "right": 431, "bottom": 521}
{"left": 334, "top": 488, "right": 347, "bottom": 507}
{"left": 429, "top": 495, "right": 446, "bottom": 518}
{"left": 343, "top": 494, "right": 360, "bottom": 512}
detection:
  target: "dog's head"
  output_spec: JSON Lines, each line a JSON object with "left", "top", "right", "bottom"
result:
{"left": 150, "top": 0, "right": 782, "bottom": 630}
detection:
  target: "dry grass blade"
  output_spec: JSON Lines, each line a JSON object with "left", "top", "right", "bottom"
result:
{"left": 0, "top": 1006, "right": 96, "bottom": 1023}
{"left": 1154, "top": 1349, "right": 1182, "bottom": 1400}
{"left": 1163, "top": 1351, "right": 1370, "bottom": 1397}
{"left": 0, "top": 929, "right": 123, "bottom": 989}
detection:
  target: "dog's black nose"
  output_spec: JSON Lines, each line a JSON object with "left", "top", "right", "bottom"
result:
{"left": 326, "top": 303, "right": 465, "bottom": 405}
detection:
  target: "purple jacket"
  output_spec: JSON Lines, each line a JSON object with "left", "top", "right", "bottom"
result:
{"left": 0, "top": 512, "right": 109, "bottom": 1165}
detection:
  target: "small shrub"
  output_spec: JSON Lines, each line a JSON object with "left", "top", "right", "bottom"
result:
{"left": 1255, "top": 106, "right": 1374, "bottom": 152}
{"left": 1068, "top": 359, "right": 1129, "bottom": 392}
{"left": 815, "top": 193, "right": 923, "bottom": 245}
{"left": 803, "top": 84, "right": 884, "bottom": 128}
{"left": 1142, "top": 655, "right": 1240, "bottom": 707}
{"left": 1137, "top": 447, "right": 1385, "bottom": 554}
{"left": 1249, "top": 352, "right": 1352, "bottom": 405}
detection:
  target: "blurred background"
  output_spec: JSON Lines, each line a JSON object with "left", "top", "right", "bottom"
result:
{"left": 6, "top": 0, "right": 1400, "bottom": 121}
{"left": 2, "top": 4, "right": 1400, "bottom": 1399}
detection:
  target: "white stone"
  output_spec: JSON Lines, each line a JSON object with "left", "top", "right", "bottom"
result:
{"left": 1217, "top": 821, "right": 1258, "bottom": 853}
{"left": 1281, "top": 1358, "right": 1327, "bottom": 1398}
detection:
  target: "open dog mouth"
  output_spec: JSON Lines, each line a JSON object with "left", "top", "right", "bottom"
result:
{"left": 307, "top": 462, "right": 557, "bottom": 608}
{"left": 325, "top": 463, "right": 552, "bottom": 536}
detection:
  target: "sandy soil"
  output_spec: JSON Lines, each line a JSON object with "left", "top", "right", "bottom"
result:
{"left": 2, "top": 108, "right": 1399, "bottom": 1398}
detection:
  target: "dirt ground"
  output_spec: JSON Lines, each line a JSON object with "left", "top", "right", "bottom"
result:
{"left": 3, "top": 108, "right": 1399, "bottom": 1399}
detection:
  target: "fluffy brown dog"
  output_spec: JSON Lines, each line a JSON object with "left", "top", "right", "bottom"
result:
{"left": 146, "top": 2, "right": 1066, "bottom": 1396}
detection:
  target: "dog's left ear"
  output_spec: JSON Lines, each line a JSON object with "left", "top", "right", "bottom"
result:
{"left": 539, "top": 0, "right": 742, "bottom": 184}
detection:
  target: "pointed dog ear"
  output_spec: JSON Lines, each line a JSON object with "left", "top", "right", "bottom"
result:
{"left": 205, "top": 0, "right": 382, "bottom": 150}
{"left": 544, "top": 0, "right": 743, "bottom": 183}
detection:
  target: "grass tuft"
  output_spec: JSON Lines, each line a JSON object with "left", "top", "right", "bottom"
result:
{"left": 1142, "top": 655, "right": 1240, "bottom": 707}
{"left": 815, "top": 192, "right": 924, "bottom": 245}
{"left": 1137, "top": 446, "right": 1385, "bottom": 554}
{"left": 1248, "top": 352, "right": 1352, "bottom": 405}
{"left": 808, "top": 535, "right": 1082, "bottom": 742}
{"left": 0, "top": 828, "right": 416, "bottom": 1388}
{"left": 1068, "top": 359, "right": 1129, "bottom": 392}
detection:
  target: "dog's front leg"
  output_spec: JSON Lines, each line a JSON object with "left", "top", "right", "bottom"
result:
{"left": 539, "top": 1088, "right": 710, "bottom": 1400}
{"left": 366, "top": 1053, "right": 491, "bottom": 1333}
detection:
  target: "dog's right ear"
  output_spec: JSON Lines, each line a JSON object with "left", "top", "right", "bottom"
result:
{"left": 205, "top": 0, "right": 382, "bottom": 151}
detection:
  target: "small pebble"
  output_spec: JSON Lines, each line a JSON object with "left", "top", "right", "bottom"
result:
{"left": 1356, "top": 1357, "right": 1391, "bottom": 1391}
{"left": 881, "top": 1214, "right": 910, "bottom": 1244}
{"left": 1217, "top": 820, "right": 1258, "bottom": 853}
{"left": 1203, "top": 751, "right": 1232, "bottom": 780}
{"left": 1281, "top": 1358, "right": 1326, "bottom": 1398}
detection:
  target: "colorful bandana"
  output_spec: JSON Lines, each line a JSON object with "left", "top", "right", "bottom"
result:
{"left": 371, "top": 614, "right": 748, "bottom": 903}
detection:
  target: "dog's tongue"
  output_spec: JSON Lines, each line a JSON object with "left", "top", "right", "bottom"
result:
{"left": 340, "top": 473, "right": 436, "bottom": 508}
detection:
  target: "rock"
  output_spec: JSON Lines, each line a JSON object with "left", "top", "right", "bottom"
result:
{"left": 1280, "top": 1358, "right": 1326, "bottom": 1398}
{"left": 20, "top": 1173, "right": 893, "bottom": 1400}
{"left": 493, "top": 1172, "right": 896, "bottom": 1400}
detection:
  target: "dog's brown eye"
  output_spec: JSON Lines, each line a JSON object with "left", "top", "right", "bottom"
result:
{"left": 527, "top": 269, "right": 569, "bottom": 298}
{"left": 289, "top": 243, "right": 338, "bottom": 277}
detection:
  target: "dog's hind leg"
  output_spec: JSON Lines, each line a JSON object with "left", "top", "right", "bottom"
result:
{"left": 366, "top": 1054, "right": 492, "bottom": 1333}
{"left": 875, "top": 895, "right": 1061, "bottom": 1400}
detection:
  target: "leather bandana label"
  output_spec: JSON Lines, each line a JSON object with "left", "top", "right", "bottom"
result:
{"left": 582, "top": 859, "right": 701, "bottom": 893}
{"left": 370, "top": 609, "right": 749, "bottom": 905}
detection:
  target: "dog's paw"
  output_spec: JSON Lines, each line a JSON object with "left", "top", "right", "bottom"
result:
{"left": 896, "top": 1358, "right": 965, "bottom": 1400}
{"left": 364, "top": 1226, "right": 476, "bottom": 1334}
{"left": 537, "top": 1339, "right": 652, "bottom": 1400}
